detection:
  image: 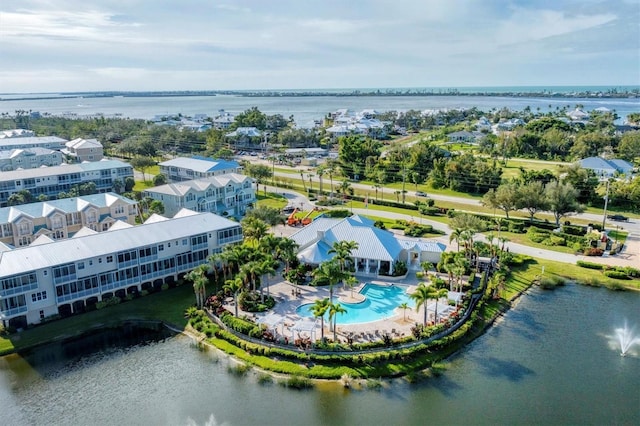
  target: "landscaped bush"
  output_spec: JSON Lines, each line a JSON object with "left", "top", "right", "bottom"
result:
{"left": 239, "top": 292, "right": 275, "bottom": 312}
{"left": 539, "top": 276, "right": 567, "bottom": 289}
{"left": 323, "top": 209, "right": 350, "bottom": 218}
{"left": 543, "top": 235, "right": 566, "bottom": 246}
{"left": 96, "top": 296, "right": 121, "bottom": 310}
{"left": 583, "top": 247, "right": 604, "bottom": 256}
{"left": 577, "top": 261, "right": 604, "bottom": 270}
{"left": 603, "top": 270, "right": 631, "bottom": 280}
{"left": 562, "top": 225, "right": 586, "bottom": 236}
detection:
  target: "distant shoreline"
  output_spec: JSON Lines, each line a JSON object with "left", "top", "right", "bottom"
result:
{"left": 1, "top": 87, "right": 638, "bottom": 102}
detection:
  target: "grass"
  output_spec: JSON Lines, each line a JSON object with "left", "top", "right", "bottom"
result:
{"left": 499, "top": 231, "right": 580, "bottom": 255}
{"left": 255, "top": 192, "right": 288, "bottom": 210}
{"left": 0, "top": 283, "right": 194, "bottom": 356}
{"left": 607, "top": 229, "right": 628, "bottom": 245}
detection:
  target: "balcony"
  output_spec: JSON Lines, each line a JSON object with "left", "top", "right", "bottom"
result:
{"left": 0, "top": 282, "right": 38, "bottom": 298}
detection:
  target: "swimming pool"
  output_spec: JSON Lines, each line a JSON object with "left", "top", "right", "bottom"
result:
{"left": 296, "top": 283, "right": 413, "bottom": 324}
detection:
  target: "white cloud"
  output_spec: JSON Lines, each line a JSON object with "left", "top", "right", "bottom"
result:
{"left": 0, "top": 0, "right": 637, "bottom": 92}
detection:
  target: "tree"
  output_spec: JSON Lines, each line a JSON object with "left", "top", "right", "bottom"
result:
{"left": 259, "top": 257, "right": 277, "bottom": 301}
{"left": 328, "top": 302, "right": 347, "bottom": 340}
{"left": 617, "top": 131, "right": 640, "bottom": 163}
{"left": 312, "top": 260, "right": 346, "bottom": 303}
{"left": 245, "top": 163, "right": 273, "bottom": 195}
{"left": 410, "top": 283, "right": 435, "bottom": 326}
{"left": 129, "top": 156, "right": 156, "bottom": 182}
{"left": 241, "top": 217, "right": 269, "bottom": 246}
{"left": 481, "top": 183, "right": 521, "bottom": 219}
{"left": 152, "top": 173, "right": 167, "bottom": 186}
{"left": 328, "top": 240, "right": 359, "bottom": 272}
{"left": 399, "top": 302, "right": 411, "bottom": 322}
{"left": 148, "top": 200, "right": 165, "bottom": 215}
{"left": 545, "top": 181, "right": 585, "bottom": 227}
{"left": 517, "top": 181, "right": 548, "bottom": 222}
{"left": 185, "top": 264, "right": 209, "bottom": 309}
{"left": 449, "top": 213, "right": 486, "bottom": 233}
{"left": 311, "top": 298, "right": 330, "bottom": 342}
{"left": 124, "top": 176, "right": 135, "bottom": 192}
{"left": 223, "top": 277, "right": 244, "bottom": 317}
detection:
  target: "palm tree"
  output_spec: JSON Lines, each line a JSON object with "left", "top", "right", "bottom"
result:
{"left": 316, "top": 165, "right": 326, "bottom": 195}
{"left": 343, "top": 275, "right": 358, "bottom": 299}
{"left": 276, "top": 238, "right": 299, "bottom": 270}
{"left": 421, "top": 261, "right": 434, "bottom": 276}
{"left": 399, "top": 302, "right": 411, "bottom": 322}
{"left": 410, "top": 283, "right": 434, "bottom": 327}
{"left": 241, "top": 217, "right": 269, "bottom": 247}
{"left": 449, "top": 228, "right": 463, "bottom": 252}
{"left": 223, "top": 277, "right": 244, "bottom": 317}
{"left": 185, "top": 264, "right": 209, "bottom": 309}
{"left": 259, "top": 258, "right": 277, "bottom": 300}
{"left": 299, "top": 170, "right": 307, "bottom": 192}
{"left": 310, "top": 298, "right": 330, "bottom": 342}
{"left": 312, "top": 260, "right": 345, "bottom": 303}
{"left": 329, "top": 240, "right": 359, "bottom": 273}
{"left": 328, "top": 302, "right": 347, "bottom": 341}
{"left": 431, "top": 287, "right": 449, "bottom": 324}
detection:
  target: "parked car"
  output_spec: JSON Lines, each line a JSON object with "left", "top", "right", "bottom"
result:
{"left": 416, "top": 191, "right": 428, "bottom": 197}
{"left": 607, "top": 214, "right": 629, "bottom": 222}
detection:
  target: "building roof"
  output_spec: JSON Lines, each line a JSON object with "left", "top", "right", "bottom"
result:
{"left": 225, "top": 127, "right": 261, "bottom": 137}
{"left": 159, "top": 157, "right": 240, "bottom": 174}
{"left": 579, "top": 157, "right": 634, "bottom": 173}
{"left": 0, "top": 193, "right": 136, "bottom": 223}
{"left": 0, "top": 136, "right": 66, "bottom": 148}
{"left": 0, "top": 159, "right": 131, "bottom": 181}
{"left": 144, "top": 173, "right": 252, "bottom": 197}
{"left": 64, "top": 138, "right": 102, "bottom": 151}
{"left": 0, "top": 211, "right": 241, "bottom": 276}
{"left": 0, "top": 147, "right": 59, "bottom": 159}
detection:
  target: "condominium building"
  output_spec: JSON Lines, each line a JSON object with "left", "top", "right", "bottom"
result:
{"left": 0, "top": 159, "right": 134, "bottom": 207}
{"left": 143, "top": 173, "right": 255, "bottom": 218}
{"left": 0, "top": 192, "right": 138, "bottom": 247}
{"left": 0, "top": 210, "right": 243, "bottom": 328}
{"left": 61, "top": 138, "right": 104, "bottom": 162}
{"left": 159, "top": 156, "right": 241, "bottom": 183}
{"left": 0, "top": 136, "right": 67, "bottom": 151}
{"left": 0, "top": 147, "right": 64, "bottom": 171}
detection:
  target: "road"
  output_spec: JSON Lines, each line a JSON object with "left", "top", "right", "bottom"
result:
{"left": 272, "top": 186, "right": 639, "bottom": 268}
{"left": 263, "top": 163, "right": 640, "bottom": 235}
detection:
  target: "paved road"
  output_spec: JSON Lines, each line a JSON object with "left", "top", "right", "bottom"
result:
{"left": 268, "top": 167, "right": 640, "bottom": 235}
{"left": 270, "top": 186, "right": 638, "bottom": 268}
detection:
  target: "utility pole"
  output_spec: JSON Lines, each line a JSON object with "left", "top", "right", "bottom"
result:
{"left": 602, "top": 179, "right": 610, "bottom": 230}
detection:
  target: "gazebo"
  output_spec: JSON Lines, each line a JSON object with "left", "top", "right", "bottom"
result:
{"left": 256, "top": 313, "right": 285, "bottom": 335}
{"left": 291, "top": 318, "right": 318, "bottom": 341}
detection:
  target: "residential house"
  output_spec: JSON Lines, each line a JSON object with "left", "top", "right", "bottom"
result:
{"left": 0, "top": 159, "right": 134, "bottom": 207}
{"left": 0, "top": 210, "right": 243, "bottom": 328}
{"left": 290, "top": 215, "right": 446, "bottom": 276}
{"left": 0, "top": 148, "right": 63, "bottom": 171}
{"left": 143, "top": 173, "right": 255, "bottom": 218}
{"left": 0, "top": 129, "right": 35, "bottom": 139}
{"left": 213, "top": 110, "right": 235, "bottom": 129}
{"left": 578, "top": 157, "right": 634, "bottom": 179}
{"left": 0, "top": 193, "right": 138, "bottom": 247}
{"left": 159, "top": 156, "right": 241, "bottom": 183}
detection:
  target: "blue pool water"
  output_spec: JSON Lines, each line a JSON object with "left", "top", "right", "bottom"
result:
{"left": 296, "top": 283, "right": 413, "bottom": 324}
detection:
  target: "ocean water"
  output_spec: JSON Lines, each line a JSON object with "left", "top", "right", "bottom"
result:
{"left": 0, "top": 89, "right": 638, "bottom": 128}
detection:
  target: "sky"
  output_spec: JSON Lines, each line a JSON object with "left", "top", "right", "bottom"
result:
{"left": 0, "top": 0, "right": 638, "bottom": 93}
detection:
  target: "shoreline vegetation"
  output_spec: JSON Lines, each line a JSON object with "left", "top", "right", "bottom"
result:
{"left": 1, "top": 254, "right": 635, "bottom": 382}
{"left": 1, "top": 87, "right": 639, "bottom": 102}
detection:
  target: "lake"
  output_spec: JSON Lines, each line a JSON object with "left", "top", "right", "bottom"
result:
{"left": 0, "top": 284, "right": 638, "bottom": 426}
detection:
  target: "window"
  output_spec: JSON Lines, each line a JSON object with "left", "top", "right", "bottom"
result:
{"left": 98, "top": 258, "right": 102, "bottom": 264}
{"left": 89, "top": 260, "right": 93, "bottom": 266}
{"left": 78, "top": 262, "right": 85, "bottom": 270}
{"left": 106, "top": 255, "right": 113, "bottom": 263}
{"left": 31, "top": 291, "right": 47, "bottom": 302}
{"left": 158, "top": 244, "right": 164, "bottom": 251}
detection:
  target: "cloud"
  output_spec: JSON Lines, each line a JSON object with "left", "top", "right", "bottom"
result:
{"left": 0, "top": 0, "right": 637, "bottom": 92}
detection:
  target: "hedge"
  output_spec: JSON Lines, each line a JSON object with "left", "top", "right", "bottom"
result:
{"left": 603, "top": 270, "right": 631, "bottom": 280}
{"left": 577, "top": 261, "right": 604, "bottom": 270}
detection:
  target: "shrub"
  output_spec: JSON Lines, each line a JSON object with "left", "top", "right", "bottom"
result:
{"left": 604, "top": 281, "right": 627, "bottom": 291}
{"left": 583, "top": 247, "right": 604, "bottom": 256}
{"left": 581, "top": 277, "right": 602, "bottom": 287}
{"left": 281, "top": 375, "right": 313, "bottom": 389}
{"left": 161, "top": 283, "right": 170, "bottom": 291}
{"left": 577, "top": 261, "right": 604, "bottom": 270}
{"left": 228, "top": 363, "right": 251, "bottom": 376}
{"left": 562, "top": 225, "right": 586, "bottom": 236}
{"left": 96, "top": 296, "right": 121, "bottom": 310}
{"left": 539, "top": 276, "right": 566, "bottom": 289}
{"left": 603, "top": 270, "right": 631, "bottom": 280}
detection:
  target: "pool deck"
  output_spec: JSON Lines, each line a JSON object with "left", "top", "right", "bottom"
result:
{"left": 222, "top": 272, "right": 463, "bottom": 344}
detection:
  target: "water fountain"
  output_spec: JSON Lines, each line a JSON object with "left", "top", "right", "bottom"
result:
{"left": 614, "top": 321, "right": 639, "bottom": 357}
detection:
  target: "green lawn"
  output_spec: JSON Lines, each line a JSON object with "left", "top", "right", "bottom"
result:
{"left": 256, "top": 192, "right": 288, "bottom": 210}
{"left": 499, "top": 231, "right": 579, "bottom": 255}
{"left": 0, "top": 284, "right": 195, "bottom": 356}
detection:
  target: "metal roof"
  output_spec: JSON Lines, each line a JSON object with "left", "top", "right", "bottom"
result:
{"left": 144, "top": 173, "right": 252, "bottom": 196}
{"left": 0, "top": 211, "right": 240, "bottom": 277}
{"left": 0, "top": 159, "right": 131, "bottom": 180}
{"left": 0, "top": 193, "right": 136, "bottom": 223}
{"left": 159, "top": 157, "right": 239, "bottom": 174}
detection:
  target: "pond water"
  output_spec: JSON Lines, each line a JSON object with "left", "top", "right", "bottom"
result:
{"left": 0, "top": 284, "right": 638, "bottom": 426}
